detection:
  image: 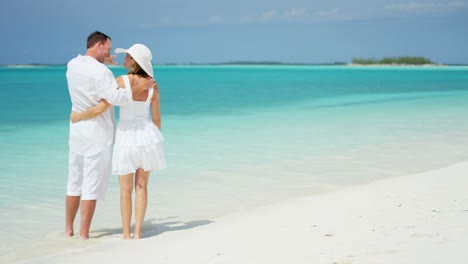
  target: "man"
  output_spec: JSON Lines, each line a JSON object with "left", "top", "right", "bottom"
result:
{"left": 65, "top": 31, "right": 154, "bottom": 239}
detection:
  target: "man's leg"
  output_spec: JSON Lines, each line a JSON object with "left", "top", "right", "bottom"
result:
{"left": 66, "top": 151, "right": 84, "bottom": 237}
{"left": 79, "top": 146, "right": 112, "bottom": 239}
{"left": 65, "top": 195, "right": 80, "bottom": 236}
{"left": 79, "top": 199, "right": 97, "bottom": 239}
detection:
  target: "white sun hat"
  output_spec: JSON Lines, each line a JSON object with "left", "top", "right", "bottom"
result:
{"left": 115, "top": 43, "right": 154, "bottom": 77}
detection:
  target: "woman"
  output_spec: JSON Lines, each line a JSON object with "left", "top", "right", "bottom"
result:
{"left": 71, "top": 43, "right": 166, "bottom": 239}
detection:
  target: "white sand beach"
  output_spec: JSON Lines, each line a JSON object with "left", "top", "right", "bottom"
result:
{"left": 27, "top": 162, "right": 468, "bottom": 264}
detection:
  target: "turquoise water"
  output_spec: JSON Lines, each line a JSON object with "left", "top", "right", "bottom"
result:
{"left": 2, "top": 65, "right": 468, "bottom": 262}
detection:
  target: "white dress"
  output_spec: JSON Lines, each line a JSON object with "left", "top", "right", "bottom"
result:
{"left": 112, "top": 75, "right": 166, "bottom": 175}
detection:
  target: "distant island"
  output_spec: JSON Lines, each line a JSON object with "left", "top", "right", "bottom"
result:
{"left": 350, "top": 56, "right": 439, "bottom": 66}
{"left": 162, "top": 58, "right": 444, "bottom": 66}
{"left": 167, "top": 61, "right": 347, "bottom": 66}
{"left": 3, "top": 57, "right": 467, "bottom": 67}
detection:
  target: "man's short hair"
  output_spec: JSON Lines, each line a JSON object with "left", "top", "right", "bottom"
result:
{"left": 87, "top": 31, "right": 111, "bottom": 49}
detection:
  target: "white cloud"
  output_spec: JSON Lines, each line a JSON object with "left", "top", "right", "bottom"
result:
{"left": 261, "top": 10, "right": 277, "bottom": 20}
{"left": 240, "top": 8, "right": 308, "bottom": 23}
{"left": 222, "top": 1, "right": 467, "bottom": 26}
{"left": 284, "top": 8, "right": 307, "bottom": 18}
{"left": 240, "top": 10, "right": 277, "bottom": 23}
{"left": 315, "top": 8, "right": 340, "bottom": 16}
{"left": 384, "top": 2, "right": 437, "bottom": 11}
{"left": 384, "top": 1, "right": 468, "bottom": 12}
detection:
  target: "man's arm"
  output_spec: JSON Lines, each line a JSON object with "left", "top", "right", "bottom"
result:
{"left": 70, "top": 100, "right": 111, "bottom": 123}
{"left": 97, "top": 70, "right": 154, "bottom": 106}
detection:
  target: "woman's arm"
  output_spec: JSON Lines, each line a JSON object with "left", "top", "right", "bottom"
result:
{"left": 151, "top": 81, "right": 161, "bottom": 129}
{"left": 70, "top": 99, "right": 111, "bottom": 123}
{"left": 70, "top": 77, "right": 126, "bottom": 123}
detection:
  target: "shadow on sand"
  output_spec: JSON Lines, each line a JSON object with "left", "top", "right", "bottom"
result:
{"left": 91, "top": 217, "right": 214, "bottom": 239}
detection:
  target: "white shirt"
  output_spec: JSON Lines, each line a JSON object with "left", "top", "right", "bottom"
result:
{"left": 66, "top": 55, "right": 132, "bottom": 156}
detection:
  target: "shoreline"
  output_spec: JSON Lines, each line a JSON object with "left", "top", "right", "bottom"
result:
{"left": 24, "top": 161, "right": 468, "bottom": 264}
{"left": 2, "top": 63, "right": 468, "bottom": 68}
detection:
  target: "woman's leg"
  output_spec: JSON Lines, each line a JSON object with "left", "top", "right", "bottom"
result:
{"left": 134, "top": 169, "right": 150, "bottom": 239}
{"left": 119, "top": 173, "right": 134, "bottom": 239}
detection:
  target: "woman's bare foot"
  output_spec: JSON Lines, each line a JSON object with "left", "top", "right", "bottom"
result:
{"left": 64, "top": 229, "right": 74, "bottom": 237}
{"left": 133, "top": 233, "right": 142, "bottom": 239}
{"left": 123, "top": 234, "right": 132, "bottom": 240}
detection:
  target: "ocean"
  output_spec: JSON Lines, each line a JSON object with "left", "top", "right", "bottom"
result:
{"left": 1, "top": 65, "right": 468, "bottom": 263}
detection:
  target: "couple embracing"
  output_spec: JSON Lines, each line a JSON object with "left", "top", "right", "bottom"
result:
{"left": 65, "top": 31, "right": 166, "bottom": 240}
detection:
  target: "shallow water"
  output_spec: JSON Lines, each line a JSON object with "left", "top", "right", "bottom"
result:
{"left": 1, "top": 65, "right": 468, "bottom": 263}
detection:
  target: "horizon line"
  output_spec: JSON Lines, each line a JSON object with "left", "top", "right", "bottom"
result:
{"left": 1, "top": 61, "right": 468, "bottom": 67}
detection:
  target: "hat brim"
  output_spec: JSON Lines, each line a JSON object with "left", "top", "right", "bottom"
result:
{"left": 114, "top": 48, "right": 154, "bottom": 77}
{"left": 135, "top": 60, "right": 154, "bottom": 78}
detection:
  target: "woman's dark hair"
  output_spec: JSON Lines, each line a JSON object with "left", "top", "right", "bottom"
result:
{"left": 128, "top": 59, "right": 150, "bottom": 78}
{"left": 87, "top": 31, "right": 111, "bottom": 49}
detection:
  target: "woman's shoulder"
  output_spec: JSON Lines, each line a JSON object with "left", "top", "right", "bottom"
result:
{"left": 127, "top": 74, "right": 149, "bottom": 88}
{"left": 126, "top": 74, "right": 138, "bottom": 86}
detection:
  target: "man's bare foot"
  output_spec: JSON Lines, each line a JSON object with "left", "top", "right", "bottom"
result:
{"left": 64, "top": 229, "right": 74, "bottom": 237}
{"left": 123, "top": 235, "right": 132, "bottom": 240}
{"left": 79, "top": 233, "right": 89, "bottom": 240}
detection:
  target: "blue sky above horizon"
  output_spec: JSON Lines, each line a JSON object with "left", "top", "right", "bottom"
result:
{"left": 1, "top": 0, "right": 467, "bottom": 64}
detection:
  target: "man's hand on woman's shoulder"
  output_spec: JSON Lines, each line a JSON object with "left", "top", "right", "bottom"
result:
{"left": 132, "top": 75, "right": 155, "bottom": 89}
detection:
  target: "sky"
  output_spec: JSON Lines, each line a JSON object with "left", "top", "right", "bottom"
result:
{"left": 1, "top": 0, "right": 467, "bottom": 65}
